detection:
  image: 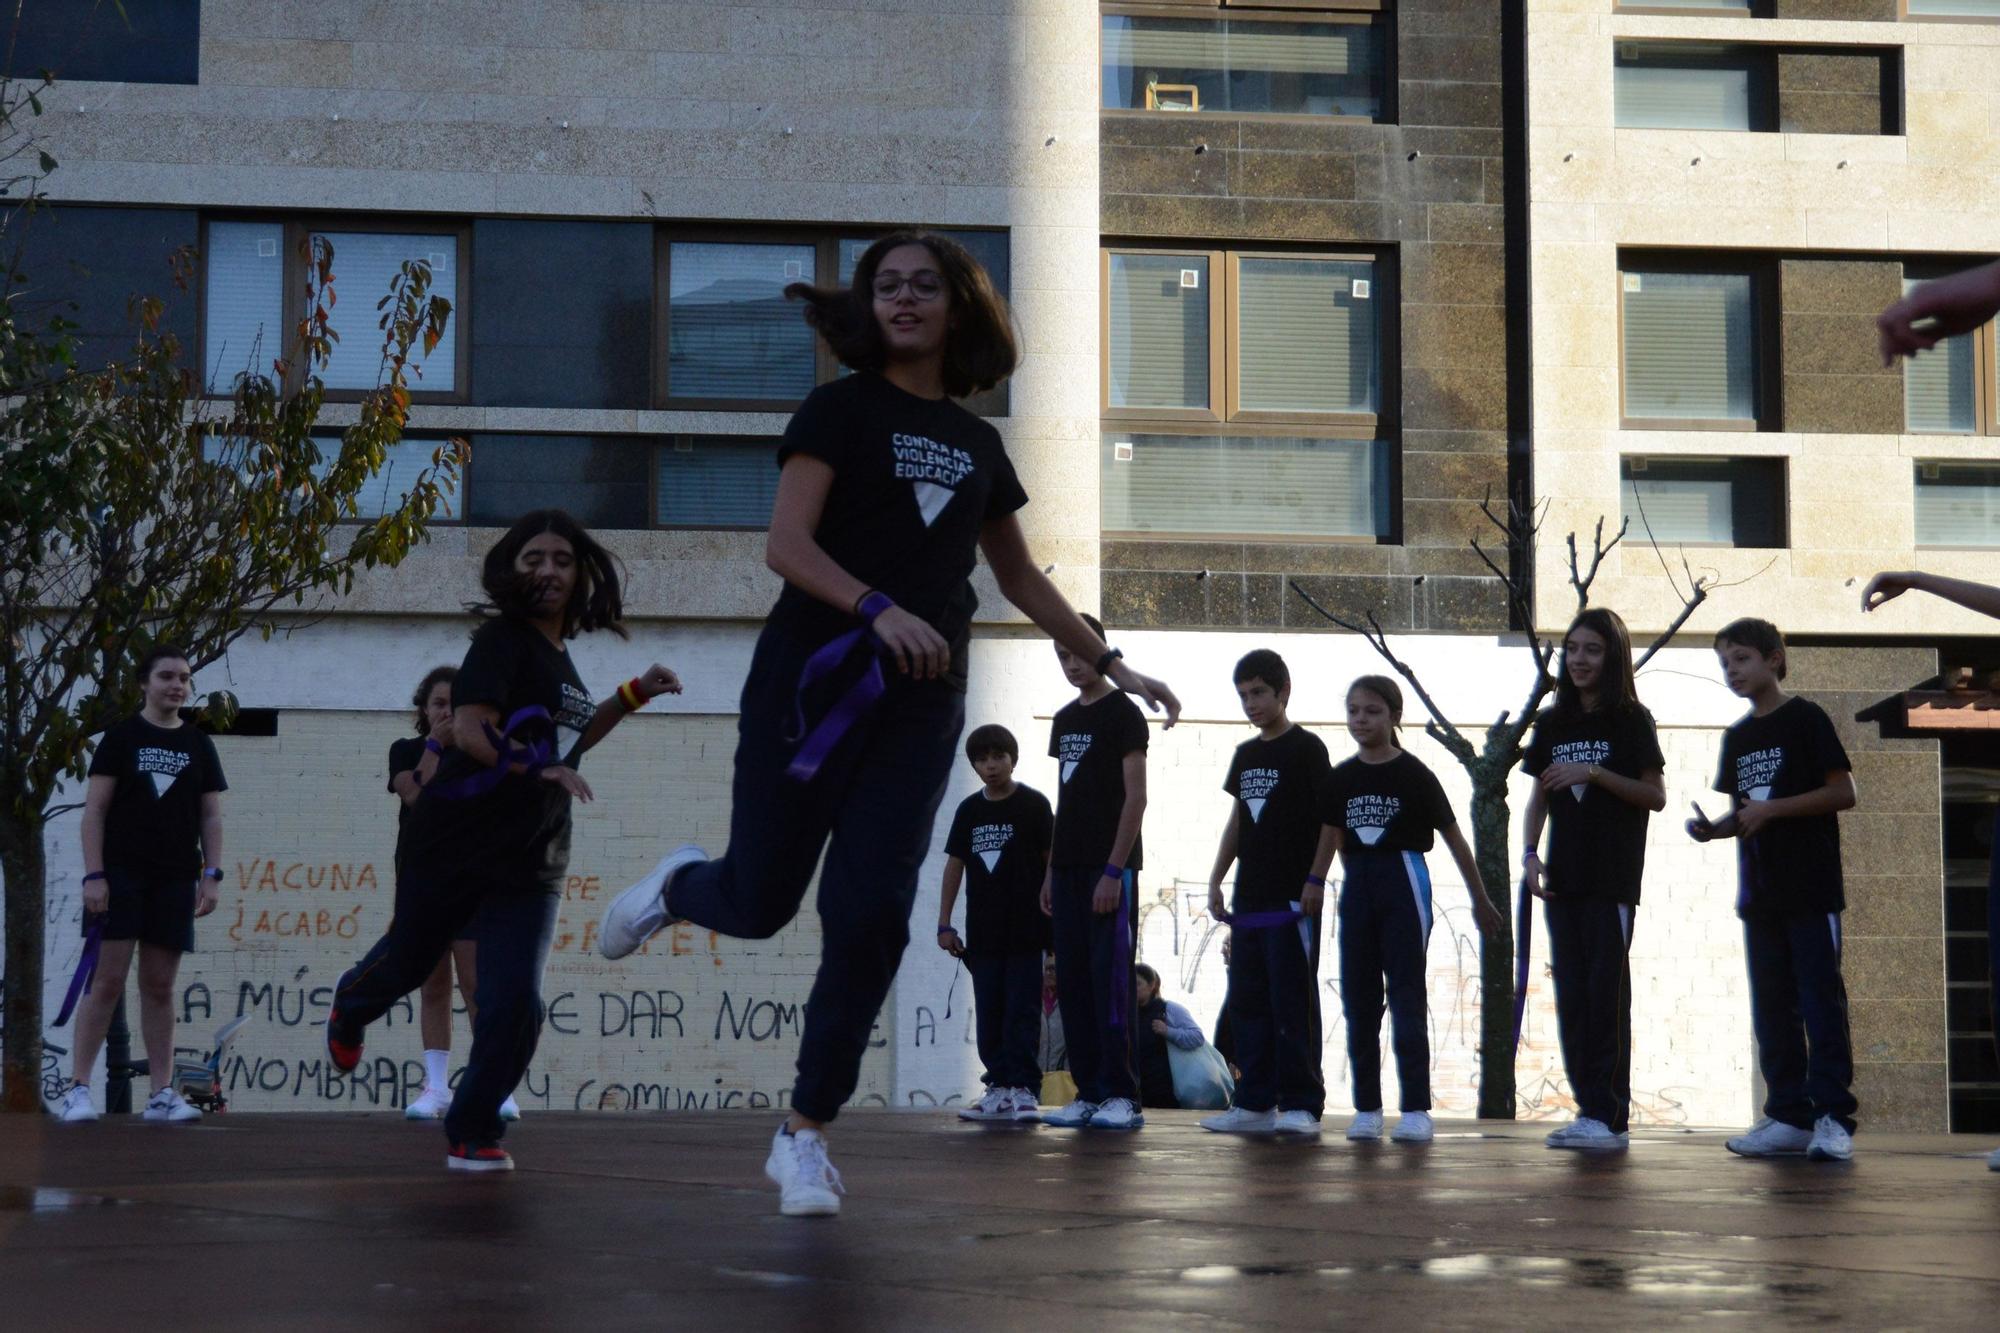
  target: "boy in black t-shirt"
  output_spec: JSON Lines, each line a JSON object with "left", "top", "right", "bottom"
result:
{"left": 1689, "top": 618, "right": 1859, "bottom": 1163}
{"left": 1041, "top": 613, "right": 1151, "bottom": 1131}
{"left": 939, "top": 724, "right": 1054, "bottom": 1123}
{"left": 1202, "top": 649, "right": 1338, "bottom": 1137}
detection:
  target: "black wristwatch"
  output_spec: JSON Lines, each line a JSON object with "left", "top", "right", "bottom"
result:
{"left": 201, "top": 867, "right": 224, "bottom": 882}
{"left": 1095, "top": 646, "right": 1123, "bottom": 677}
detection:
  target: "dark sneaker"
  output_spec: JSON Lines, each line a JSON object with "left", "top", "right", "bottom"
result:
{"left": 447, "top": 1142, "right": 514, "bottom": 1173}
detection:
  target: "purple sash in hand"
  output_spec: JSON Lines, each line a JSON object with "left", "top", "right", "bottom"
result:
{"left": 1512, "top": 887, "right": 1533, "bottom": 1052}
{"left": 424, "top": 706, "right": 556, "bottom": 800}
{"left": 784, "top": 629, "right": 887, "bottom": 783}
{"left": 54, "top": 917, "right": 104, "bottom": 1027}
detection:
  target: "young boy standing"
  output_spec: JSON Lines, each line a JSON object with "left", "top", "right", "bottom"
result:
{"left": 1202, "top": 649, "right": 1338, "bottom": 1137}
{"left": 1041, "top": 613, "right": 1150, "bottom": 1131}
{"left": 939, "top": 724, "right": 1054, "bottom": 1122}
{"left": 1689, "top": 618, "right": 1859, "bottom": 1163}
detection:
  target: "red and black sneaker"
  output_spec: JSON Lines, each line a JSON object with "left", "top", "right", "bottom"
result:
{"left": 324, "top": 1004, "right": 363, "bottom": 1073}
{"left": 447, "top": 1142, "right": 514, "bottom": 1173}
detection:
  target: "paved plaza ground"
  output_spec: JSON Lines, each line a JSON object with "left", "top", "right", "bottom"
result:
{"left": 3, "top": 1109, "right": 1997, "bottom": 1329}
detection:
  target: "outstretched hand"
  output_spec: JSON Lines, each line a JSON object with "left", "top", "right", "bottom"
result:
{"left": 1878, "top": 263, "right": 2000, "bottom": 365}
{"left": 1108, "top": 659, "right": 1182, "bottom": 729}
{"left": 540, "top": 765, "right": 595, "bottom": 803}
{"left": 639, "top": 664, "right": 684, "bottom": 699}
{"left": 1859, "top": 571, "right": 1916, "bottom": 614}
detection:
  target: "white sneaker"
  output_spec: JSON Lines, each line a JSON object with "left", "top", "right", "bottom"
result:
{"left": 1041, "top": 1098, "right": 1099, "bottom": 1128}
{"left": 763, "top": 1124, "right": 843, "bottom": 1218}
{"left": 1726, "top": 1117, "right": 1812, "bottom": 1158}
{"left": 1088, "top": 1098, "right": 1144, "bottom": 1130}
{"left": 1988, "top": 1145, "right": 2000, "bottom": 1172}
{"left": 1275, "top": 1110, "right": 1322, "bottom": 1137}
{"left": 1806, "top": 1115, "right": 1853, "bottom": 1162}
{"left": 1201, "top": 1106, "right": 1278, "bottom": 1134}
{"left": 1392, "top": 1110, "right": 1434, "bottom": 1143}
{"left": 1346, "top": 1110, "right": 1384, "bottom": 1140}
{"left": 958, "top": 1088, "right": 1013, "bottom": 1122}
{"left": 1006, "top": 1088, "right": 1045, "bottom": 1121}
{"left": 52, "top": 1083, "right": 98, "bottom": 1123}
{"left": 499, "top": 1095, "right": 522, "bottom": 1122}
{"left": 143, "top": 1087, "right": 201, "bottom": 1123}
{"left": 1548, "top": 1117, "right": 1625, "bottom": 1151}
{"left": 405, "top": 1084, "right": 450, "bottom": 1120}
{"left": 599, "top": 844, "right": 707, "bottom": 959}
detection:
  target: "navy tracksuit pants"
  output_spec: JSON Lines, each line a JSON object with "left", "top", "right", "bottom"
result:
{"left": 969, "top": 949, "right": 1044, "bottom": 1094}
{"left": 1545, "top": 896, "right": 1635, "bottom": 1134}
{"left": 1338, "top": 849, "right": 1434, "bottom": 1113}
{"left": 1228, "top": 907, "right": 1323, "bottom": 1115}
{"left": 1048, "top": 865, "right": 1138, "bottom": 1105}
{"left": 1745, "top": 910, "right": 1857, "bottom": 1134}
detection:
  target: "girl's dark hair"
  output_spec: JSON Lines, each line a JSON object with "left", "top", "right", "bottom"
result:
{"left": 411, "top": 665, "right": 457, "bottom": 736}
{"left": 473, "top": 509, "right": 628, "bottom": 640}
{"left": 964, "top": 723, "right": 1019, "bottom": 765}
{"left": 1556, "top": 607, "right": 1642, "bottom": 716}
{"left": 1716, "top": 616, "right": 1787, "bottom": 680}
{"left": 785, "top": 229, "right": 1018, "bottom": 399}
{"left": 136, "top": 644, "right": 190, "bottom": 682}
{"left": 1134, "top": 963, "right": 1161, "bottom": 991}
{"left": 1348, "top": 674, "right": 1404, "bottom": 743}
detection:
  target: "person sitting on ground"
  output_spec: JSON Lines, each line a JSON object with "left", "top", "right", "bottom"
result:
{"left": 1134, "top": 963, "right": 1205, "bottom": 1110}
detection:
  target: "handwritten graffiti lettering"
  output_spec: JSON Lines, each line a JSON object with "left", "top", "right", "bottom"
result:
{"left": 715, "top": 992, "right": 802, "bottom": 1043}
{"left": 234, "top": 859, "right": 378, "bottom": 894}
{"left": 599, "top": 989, "right": 686, "bottom": 1041}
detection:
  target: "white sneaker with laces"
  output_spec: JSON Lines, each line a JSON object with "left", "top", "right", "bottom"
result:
{"left": 1549, "top": 1117, "right": 1625, "bottom": 1151}
{"left": 1087, "top": 1098, "right": 1144, "bottom": 1130}
{"left": 53, "top": 1083, "right": 98, "bottom": 1123}
{"left": 1392, "top": 1110, "right": 1435, "bottom": 1143}
{"left": 1007, "top": 1088, "right": 1045, "bottom": 1121}
{"left": 405, "top": 1084, "right": 450, "bottom": 1120}
{"left": 764, "top": 1124, "right": 844, "bottom": 1218}
{"left": 143, "top": 1087, "right": 201, "bottom": 1123}
{"left": 499, "top": 1095, "right": 522, "bottom": 1122}
{"left": 1806, "top": 1115, "right": 1853, "bottom": 1162}
{"left": 1726, "top": 1117, "right": 1812, "bottom": 1158}
{"left": 1274, "top": 1110, "right": 1322, "bottom": 1137}
{"left": 1200, "top": 1106, "right": 1278, "bottom": 1134}
{"left": 958, "top": 1088, "right": 1013, "bottom": 1122}
{"left": 1544, "top": 1120, "right": 1581, "bottom": 1147}
{"left": 1041, "top": 1098, "right": 1099, "bottom": 1128}
{"left": 599, "top": 844, "right": 708, "bottom": 959}
{"left": 1346, "top": 1110, "right": 1384, "bottom": 1140}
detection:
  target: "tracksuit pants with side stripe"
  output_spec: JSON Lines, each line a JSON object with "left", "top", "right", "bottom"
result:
{"left": 1545, "top": 896, "right": 1635, "bottom": 1135}
{"left": 1338, "top": 849, "right": 1434, "bottom": 1113}
{"left": 1745, "top": 910, "right": 1857, "bottom": 1134}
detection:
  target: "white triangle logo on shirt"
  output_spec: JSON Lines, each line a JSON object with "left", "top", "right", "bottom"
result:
{"left": 148, "top": 771, "right": 177, "bottom": 799}
{"left": 1061, "top": 761, "right": 1078, "bottom": 784}
{"left": 913, "top": 481, "right": 954, "bottom": 527}
{"left": 1355, "top": 826, "right": 1384, "bottom": 847}
{"left": 977, "top": 849, "right": 1002, "bottom": 873}
{"left": 1246, "top": 798, "right": 1267, "bottom": 823}
{"left": 1750, "top": 785, "right": 1772, "bottom": 802}
{"left": 1570, "top": 784, "right": 1587, "bottom": 802}
{"left": 555, "top": 726, "right": 582, "bottom": 760}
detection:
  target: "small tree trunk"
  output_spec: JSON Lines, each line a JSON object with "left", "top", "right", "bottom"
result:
{"left": 1469, "top": 761, "right": 1516, "bottom": 1119}
{"left": 0, "top": 803, "right": 48, "bottom": 1112}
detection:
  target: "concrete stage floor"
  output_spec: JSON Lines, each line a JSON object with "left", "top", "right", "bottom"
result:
{"left": 3, "top": 1111, "right": 1998, "bottom": 1329}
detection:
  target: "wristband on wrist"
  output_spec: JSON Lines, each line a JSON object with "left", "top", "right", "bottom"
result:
{"left": 937, "top": 925, "right": 956, "bottom": 935}
{"left": 1522, "top": 851, "right": 1541, "bottom": 866}
{"left": 1095, "top": 646, "right": 1123, "bottom": 677}
{"left": 423, "top": 737, "right": 444, "bottom": 756}
{"left": 617, "top": 677, "right": 645, "bottom": 712}
{"left": 82, "top": 871, "right": 106, "bottom": 884}
{"left": 856, "top": 590, "right": 894, "bottom": 625}
{"left": 1103, "top": 862, "right": 1125, "bottom": 881}
{"left": 201, "top": 867, "right": 224, "bottom": 882}
{"left": 1305, "top": 873, "right": 1326, "bottom": 888}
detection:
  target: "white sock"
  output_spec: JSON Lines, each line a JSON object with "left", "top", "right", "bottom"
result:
{"left": 424, "top": 1049, "right": 449, "bottom": 1089}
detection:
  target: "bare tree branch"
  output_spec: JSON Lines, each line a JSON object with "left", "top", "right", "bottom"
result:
{"left": 1287, "top": 581, "right": 1476, "bottom": 764}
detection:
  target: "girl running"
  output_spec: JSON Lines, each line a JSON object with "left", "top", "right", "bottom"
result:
{"left": 598, "top": 230, "right": 1180, "bottom": 1216}
{"left": 1331, "top": 675, "right": 1501, "bottom": 1143}
{"left": 327, "top": 511, "right": 682, "bottom": 1172}
{"left": 55, "top": 645, "right": 226, "bottom": 1124}
{"left": 1520, "top": 608, "right": 1667, "bottom": 1151}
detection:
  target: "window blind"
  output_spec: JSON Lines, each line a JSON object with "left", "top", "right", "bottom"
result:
{"left": 1622, "top": 476, "right": 1733, "bottom": 545}
{"left": 1917, "top": 467, "right": 2000, "bottom": 548}
{"left": 1903, "top": 278, "right": 1977, "bottom": 434}
{"left": 1100, "top": 432, "right": 1384, "bottom": 538}
{"left": 657, "top": 437, "right": 782, "bottom": 529}
{"left": 1614, "top": 61, "right": 1753, "bottom": 131}
{"left": 1107, "top": 253, "right": 1210, "bottom": 410}
{"left": 1236, "top": 257, "right": 1376, "bottom": 414}
{"left": 311, "top": 231, "right": 458, "bottom": 391}
{"left": 1907, "top": 0, "right": 2000, "bottom": 14}
{"left": 1103, "top": 18, "right": 1371, "bottom": 78}
{"left": 1622, "top": 270, "right": 1756, "bottom": 420}
{"left": 466, "top": 434, "right": 648, "bottom": 529}
{"left": 667, "top": 241, "right": 816, "bottom": 401}
{"left": 203, "top": 220, "right": 284, "bottom": 393}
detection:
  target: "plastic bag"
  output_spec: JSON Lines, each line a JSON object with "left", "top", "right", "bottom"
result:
{"left": 1167, "top": 1042, "right": 1234, "bottom": 1110}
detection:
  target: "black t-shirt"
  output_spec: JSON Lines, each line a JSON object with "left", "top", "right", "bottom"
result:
{"left": 1225, "top": 726, "right": 1336, "bottom": 911}
{"left": 89, "top": 715, "right": 228, "bottom": 877}
{"left": 771, "top": 372, "right": 1028, "bottom": 689}
{"left": 1329, "top": 751, "right": 1454, "bottom": 858}
{"left": 1714, "top": 696, "right": 1852, "bottom": 918}
{"left": 1049, "top": 691, "right": 1150, "bottom": 870}
{"left": 1521, "top": 704, "right": 1666, "bottom": 904}
{"left": 944, "top": 784, "right": 1054, "bottom": 955}
{"left": 401, "top": 617, "right": 596, "bottom": 890}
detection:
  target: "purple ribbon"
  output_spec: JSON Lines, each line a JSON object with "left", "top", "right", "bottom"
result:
{"left": 1218, "top": 909, "right": 1307, "bottom": 930}
{"left": 1512, "top": 888, "right": 1533, "bottom": 1052}
{"left": 1109, "top": 872, "right": 1133, "bottom": 1028}
{"left": 424, "top": 706, "right": 555, "bottom": 800}
{"left": 784, "top": 629, "right": 886, "bottom": 782}
{"left": 54, "top": 918, "right": 103, "bottom": 1027}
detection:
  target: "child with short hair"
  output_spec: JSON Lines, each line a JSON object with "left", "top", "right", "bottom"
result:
{"left": 1041, "top": 613, "right": 1150, "bottom": 1131}
{"left": 1689, "top": 618, "right": 1859, "bottom": 1162}
{"left": 1201, "top": 648, "right": 1338, "bottom": 1137}
{"left": 939, "top": 723, "right": 1053, "bottom": 1122}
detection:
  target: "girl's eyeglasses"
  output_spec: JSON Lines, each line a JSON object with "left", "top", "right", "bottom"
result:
{"left": 872, "top": 272, "right": 945, "bottom": 303}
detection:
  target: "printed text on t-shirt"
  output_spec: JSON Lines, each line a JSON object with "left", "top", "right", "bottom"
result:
{"left": 1346, "top": 793, "right": 1401, "bottom": 846}
{"left": 891, "top": 434, "right": 975, "bottom": 487}
{"left": 1734, "top": 747, "right": 1784, "bottom": 797}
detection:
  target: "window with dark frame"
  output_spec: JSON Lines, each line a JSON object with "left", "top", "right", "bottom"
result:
{"left": 1100, "top": 2, "right": 1389, "bottom": 122}
{"left": 1903, "top": 266, "right": 2000, "bottom": 436}
{"left": 0, "top": 0, "right": 200, "bottom": 86}
{"left": 1101, "top": 244, "right": 1394, "bottom": 541}
{"left": 200, "top": 216, "right": 470, "bottom": 401}
{"left": 1619, "top": 256, "right": 1772, "bottom": 430}
{"left": 1620, "top": 456, "right": 1787, "bottom": 549}
{"left": 1916, "top": 463, "right": 2000, "bottom": 548}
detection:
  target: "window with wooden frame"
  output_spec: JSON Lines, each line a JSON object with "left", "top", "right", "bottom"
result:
{"left": 1614, "top": 41, "right": 1775, "bottom": 131}
{"left": 1903, "top": 267, "right": 2000, "bottom": 436}
{"left": 200, "top": 217, "right": 470, "bottom": 401}
{"left": 1916, "top": 462, "right": 2000, "bottom": 547}
{"left": 1101, "top": 2, "right": 1390, "bottom": 122}
{"left": 1618, "top": 255, "right": 1775, "bottom": 430}
{"left": 1101, "top": 244, "right": 1395, "bottom": 540}
{"left": 654, "top": 225, "right": 1010, "bottom": 414}
{"left": 1620, "top": 456, "right": 1787, "bottom": 549}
